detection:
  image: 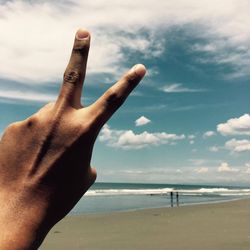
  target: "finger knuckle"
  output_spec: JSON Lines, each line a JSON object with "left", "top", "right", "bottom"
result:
{"left": 105, "top": 89, "right": 123, "bottom": 108}
{"left": 63, "top": 70, "right": 81, "bottom": 84}
{"left": 73, "top": 41, "right": 89, "bottom": 55}
{"left": 125, "top": 73, "right": 137, "bottom": 84}
{"left": 24, "top": 115, "right": 39, "bottom": 128}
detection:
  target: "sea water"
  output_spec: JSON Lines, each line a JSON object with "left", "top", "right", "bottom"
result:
{"left": 71, "top": 182, "right": 250, "bottom": 214}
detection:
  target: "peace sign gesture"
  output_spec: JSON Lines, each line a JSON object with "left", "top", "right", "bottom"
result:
{"left": 0, "top": 29, "right": 146, "bottom": 250}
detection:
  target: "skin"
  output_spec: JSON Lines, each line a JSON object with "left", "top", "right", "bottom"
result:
{"left": 0, "top": 29, "right": 146, "bottom": 250}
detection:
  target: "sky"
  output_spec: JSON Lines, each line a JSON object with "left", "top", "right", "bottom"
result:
{"left": 0, "top": 0, "right": 250, "bottom": 185}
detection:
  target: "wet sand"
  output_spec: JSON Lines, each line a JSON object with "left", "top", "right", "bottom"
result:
{"left": 40, "top": 199, "right": 250, "bottom": 250}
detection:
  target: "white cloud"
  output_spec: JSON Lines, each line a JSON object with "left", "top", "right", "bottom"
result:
{"left": 98, "top": 163, "right": 249, "bottom": 184}
{"left": 245, "top": 167, "right": 250, "bottom": 174}
{"left": 217, "top": 162, "right": 239, "bottom": 173}
{"left": 0, "top": 89, "right": 56, "bottom": 102}
{"left": 99, "top": 124, "right": 185, "bottom": 149}
{"left": 188, "top": 158, "right": 206, "bottom": 166}
{"left": 245, "top": 168, "right": 250, "bottom": 174}
{"left": 192, "top": 40, "right": 250, "bottom": 79}
{"left": 195, "top": 167, "right": 208, "bottom": 173}
{"left": 245, "top": 163, "right": 250, "bottom": 174}
{"left": 0, "top": 0, "right": 250, "bottom": 83}
{"left": 188, "top": 134, "right": 195, "bottom": 140}
{"left": 209, "top": 146, "right": 219, "bottom": 152}
{"left": 188, "top": 135, "right": 195, "bottom": 145}
{"left": 217, "top": 114, "right": 250, "bottom": 136}
{"left": 203, "top": 130, "right": 216, "bottom": 138}
{"left": 135, "top": 116, "right": 151, "bottom": 126}
{"left": 0, "top": 0, "right": 164, "bottom": 83}
{"left": 225, "top": 138, "right": 250, "bottom": 153}
{"left": 161, "top": 83, "right": 204, "bottom": 93}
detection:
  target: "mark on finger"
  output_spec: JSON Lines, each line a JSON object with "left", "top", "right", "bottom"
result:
{"left": 63, "top": 70, "right": 80, "bottom": 85}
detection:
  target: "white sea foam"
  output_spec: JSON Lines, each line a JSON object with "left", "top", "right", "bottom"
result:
{"left": 86, "top": 188, "right": 174, "bottom": 196}
{"left": 85, "top": 187, "right": 250, "bottom": 197}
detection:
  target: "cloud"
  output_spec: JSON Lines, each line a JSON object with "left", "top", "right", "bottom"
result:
{"left": 188, "top": 135, "right": 195, "bottom": 145}
{"left": 135, "top": 116, "right": 151, "bottom": 126}
{"left": 217, "top": 114, "right": 250, "bottom": 136}
{"left": 188, "top": 135, "right": 195, "bottom": 140}
{"left": 245, "top": 164, "right": 250, "bottom": 174}
{"left": 203, "top": 130, "right": 216, "bottom": 138}
{"left": 189, "top": 158, "right": 221, "bottom": 168}
{"left": 217, "top": 162, "right": 239, "bottom": 173}
{"left": 0, "top": 89, "right": 56, "bottom": 102}
{"left": 98, "top": 164, "right": 247, "bottom": 184}
{"left": 245, "top": 168, "right": 250, "bottom": 174}
{"left": 225, "top": 138, "right": 250, "bottom": 153}
{"left": 0, "top": 0, "right": 250, "bottom": 83}
{"left": 188, "top": 158, "right": 205, "bottom": 166}
{"left": 160, "top": 83, "right": 204, "bottom": 93}
{"left": 0, "top": 0, "right": 164, "bottom": 83}
{"left": 209, "top": 146, "right": 220, "bottom": 152}
{"left": 192, "top": 39, "right": 250, "bottom": 79}
{"left": 99, "top": 124, "right": 185, "bottom": 149}
{"left": 195, "top": 167, "right": 209, "bottom": 173}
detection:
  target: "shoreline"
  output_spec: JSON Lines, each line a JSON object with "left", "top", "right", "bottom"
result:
{"left": 70, "top": 196, "right": 244, "bottom": 216}
{"left": 41, "top": 198, "right": 250, "bottom": 250}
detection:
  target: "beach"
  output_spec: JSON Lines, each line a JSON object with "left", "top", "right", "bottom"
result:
{"left": 40, "top": 199, "right": 250, "bottom": 250}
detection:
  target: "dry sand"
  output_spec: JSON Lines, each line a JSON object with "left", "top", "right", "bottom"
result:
{"left": 40, "top": 199, "right": 250, "bottom": 250}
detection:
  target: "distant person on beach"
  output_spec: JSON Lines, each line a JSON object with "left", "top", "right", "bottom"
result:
{"left": 170, "top": 191, "right": 174, "bottom": 207}
{"left": 0, "top": 29, "right": 146, "bottom": 249}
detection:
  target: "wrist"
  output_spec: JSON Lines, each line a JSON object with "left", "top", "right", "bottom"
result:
{"left": 0, "top": 223, "right": 45, "bottom": 250}
{"left": 0, "top": 191, "right": 51, "bottom": 250}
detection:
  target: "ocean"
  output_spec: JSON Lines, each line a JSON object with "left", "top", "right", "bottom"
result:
{"left": 71, "top": 182, "right": 250, "bottom": 214}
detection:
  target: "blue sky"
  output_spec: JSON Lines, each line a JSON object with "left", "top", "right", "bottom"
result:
{"left": 1, "top": 0, "right": 250, "bottom": 185}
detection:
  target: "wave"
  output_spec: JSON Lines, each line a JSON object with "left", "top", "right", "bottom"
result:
{"left": 85, "top": 187, "right": 250, "bottom": 197}
{"left": 86, "top": 188, "right": 174, "bottom": 196}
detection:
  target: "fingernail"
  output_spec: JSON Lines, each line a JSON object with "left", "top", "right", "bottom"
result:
{"left": 132, "top": 64, "right": 146, "bottom": 77}
{"left": 76, "top": 29, "right": 89, "bottom": 40}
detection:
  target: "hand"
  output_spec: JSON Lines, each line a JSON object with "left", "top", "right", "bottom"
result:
{"left": 0, "top": 29, "right": 146, "bottom": 249}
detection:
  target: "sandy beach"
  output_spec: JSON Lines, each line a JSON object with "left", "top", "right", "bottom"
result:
{"left": 40, "top": 199, "right": 250, "bottom": 250}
